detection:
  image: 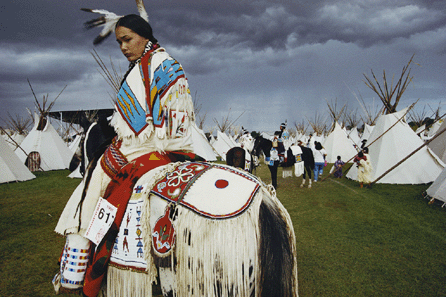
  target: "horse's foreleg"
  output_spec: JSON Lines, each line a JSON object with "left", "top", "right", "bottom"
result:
{"left": 308, "top": 179, "right": 312, "bottom": 188}
{"left": 300, "top": 178, "right": 305, "bottom": 188}
{"left": 306, "top": 165, "right": 312, "bottom": 181}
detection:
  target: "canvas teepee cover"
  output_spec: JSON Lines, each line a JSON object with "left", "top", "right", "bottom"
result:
{"left": 428, "top": 120, "right": 442, "bottom": 138}
{"left": 426, "top": 166, "right": 446, "bottom": 204}
{"left": 191, "top": 123, "right": 217, "bottom": 161}
{"left": 3, "top": 133, "right": 26, "bottom": 150}
{"left": 323, "top": 122, "right": 358, "bottom": 163}
{"left": 347, "top": 108, "right": 445, "bottom": 184}
{"left": 212, "top": 131, "right": 235, "bottom": 161}
{"left": 0, "top": 136, "right": 35, "bottom": 183}
{"left": 428, "top": 120, "right": 446, "bottom": 163}
{"left": 361, "top": 123, "right": 374, "bottom": 144}
{"left": 347, "top": 127, "right": 361, "bottom": 147}
{"left": 15, "top": 114, "right": 74, "bottom": 171}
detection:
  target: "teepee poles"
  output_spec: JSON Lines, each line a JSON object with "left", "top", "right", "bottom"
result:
{"left": 363, "top": 54, "right": 417, "bottom": 115}
{"left": 91, "top": 49, "right": 122, "bottom": 96}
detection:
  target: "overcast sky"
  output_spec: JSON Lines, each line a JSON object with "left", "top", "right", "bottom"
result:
{"left": 1, "top": 0, "right": 445, "bottom": 133}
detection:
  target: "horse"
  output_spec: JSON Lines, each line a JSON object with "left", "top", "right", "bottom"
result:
{"left": 56, "top": 135, "right": 298, "bottom": 297}
{"left": 68, "top": 113, "right": 117, "bottom": 177}
{"left": 252, "top": 135, "right": 315, "bottom": 188}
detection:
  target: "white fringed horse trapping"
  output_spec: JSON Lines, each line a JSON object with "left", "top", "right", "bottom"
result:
{"left": 57, "top": 161, "right": 299, "bottom": 297}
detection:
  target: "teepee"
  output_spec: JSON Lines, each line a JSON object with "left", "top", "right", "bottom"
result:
{"left": 428, "top": 120, "right": 443, "bottom": 138}
{"left": 212, "top": 131, "right": 235, "bottom": 161}
{"left": 426, "top": 166, "right": 446, "bottom": 205}
{"left": 3, "top": 114, "right": 31, "bottom": 150}
{"left": 323, "top": 122, "right": 358, "bottom": 163}
{"left": 347, "top": 108, "right": 445, "bottom": 184}
{"left": 0, "top": 135, "right": 35, "bottom": 183}
{"left": 191, "top": 122, "right": 217, "bottom": 161}
{"left": 360, "top": 123, "right": 374, "bottom": 144}
{"left": 15, "top": 113, "right": 75, "bottom": 171}
{"left": 347, "top": 127, "right": 361, "bottom": 147}
{"left": 428, "top": 120, "right": 446, "bottom": 163}
{"left": 14, "top": 81, "right": 73, "bottom": 171}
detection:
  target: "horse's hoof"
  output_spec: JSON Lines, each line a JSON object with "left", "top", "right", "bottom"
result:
{"left": 300, "top": 184, "right": 304, "bottom": 188}
{"left": 308, "top": 185, "right": 311, "bottom": 188}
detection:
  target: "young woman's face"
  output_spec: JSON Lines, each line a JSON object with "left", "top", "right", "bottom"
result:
{"left": 115, "top": 26, "right": 149, "bottom": 62}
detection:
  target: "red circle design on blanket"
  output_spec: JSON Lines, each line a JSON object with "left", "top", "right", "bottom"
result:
{"left": 215, "top": 179, "right": 229, "bottom": 189}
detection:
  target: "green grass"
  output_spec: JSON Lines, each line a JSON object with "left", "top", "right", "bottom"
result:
{"left": 0, "top": 171, "right": 80, "bottom": 297}
{"left": 1, "top": 164, "right": 445, "bottom": 296}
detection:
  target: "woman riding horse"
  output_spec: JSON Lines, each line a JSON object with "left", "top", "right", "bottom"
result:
{"left": 54, "top": 3, "right": 298, "bottom": 297}
{"left": 53, "top": 9, "right": 196, "bottom": 296}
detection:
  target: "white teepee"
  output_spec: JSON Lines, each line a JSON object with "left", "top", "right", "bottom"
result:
{"left": 323, "top": 122, "right": 358, "bottom": 163}
{"left": 212, "top": 131, "right": 235, "bottom": 161}
{"left": 361, "top": 123, "right": 374, "bottom": 144}
{"left": 3, "top": 132, "right": 26, "bottom": 150}
{"left": 191, "top": 123, "right": 217, "bottom": 161}
{"left": 415, "top": 124, "right": 426, "bottom": 136}
{"left": 15, "top": 113, "right": 75, "bottom": 171}
{"left": 69, "top": 134, "right": 83, "bottom": 154}
{"left": 0, "top": 136, "right": 36, "bottom": 183}
{"left": 347, "top": 127, "right": 361, "bottom": 147}
{"left": 347, "top": 108, "right": 445, "bottom": 184}
{"left": 428, "top": 120, "right": 446, "bottom": 163}
{"left": 428, "top": 120, "right": 442, "bottom": 138}
{"left": 426, "top": 166, "right": 446, "bottom": 205}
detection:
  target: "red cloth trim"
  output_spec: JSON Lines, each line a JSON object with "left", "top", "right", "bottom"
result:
{"left": 100, "top": 138, "right": 128, "bottom": 179}
{"left": 141, "top": 53, "right": 152, "bottom": 119}
{"left": 140, "top": 45, "right": 163, "bottom": 121}
{"left": 83, "top": 151, "right": 172, "bottom": 297}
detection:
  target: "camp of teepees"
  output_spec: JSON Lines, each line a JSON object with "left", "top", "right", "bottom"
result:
{"left": 1, "top": 55, "right": 445, "bottom": 202}
{"left": 1, "top": 25, "right": 446, "bottom": 297}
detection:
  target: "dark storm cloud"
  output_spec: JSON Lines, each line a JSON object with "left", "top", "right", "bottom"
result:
{"left": 0, "top": 0, "right": 445, "bottom": 131}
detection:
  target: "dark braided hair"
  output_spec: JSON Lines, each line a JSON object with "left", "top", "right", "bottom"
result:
{"left": 117, "top": 14, "right": 159, "bottom": 86}
{"left": 116, "top": 14, "right": 157, "bottom": 44}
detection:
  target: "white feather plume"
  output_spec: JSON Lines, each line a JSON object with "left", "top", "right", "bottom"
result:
{"left": 81, "top": 8, "right": 122, "bottom": 45}
{"left": 81, "top": 0, "right": 150, "bottom": 45}
{"left": 136, "top": 0, "right": 149, "bottom": 22}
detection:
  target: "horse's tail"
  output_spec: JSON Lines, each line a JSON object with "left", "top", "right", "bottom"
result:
{"left": 75, "top": 133, "right": 116, "bottom": 232}
{"left": 303, "top": 147, "right": 315, "bottom": 170}
{"left": 259, "top": 195, "right": 298, "bottom": 297}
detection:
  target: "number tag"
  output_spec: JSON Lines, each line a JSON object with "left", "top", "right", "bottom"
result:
{"left": 85, "top": 197, "right": 118, "bottom": 246}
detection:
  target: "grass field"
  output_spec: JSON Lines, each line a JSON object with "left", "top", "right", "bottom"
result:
{"left": 0, "top": 163, "right": 445, "bottom": 296}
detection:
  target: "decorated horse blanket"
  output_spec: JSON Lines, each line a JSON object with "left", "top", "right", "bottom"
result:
{"left": 110, "top": 162, "right": 261, "bottom": 267}
{"left": 151, "top": 162, "right": 259, "bottom": 218}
